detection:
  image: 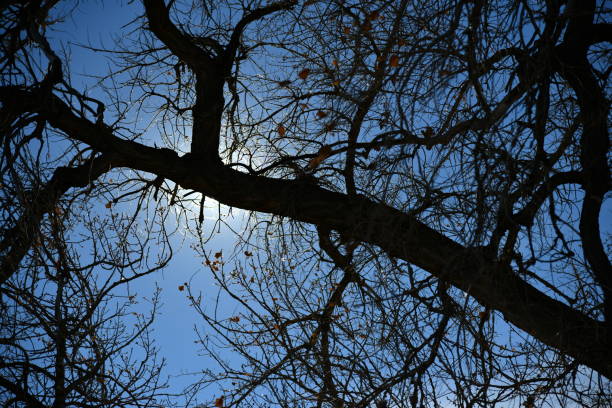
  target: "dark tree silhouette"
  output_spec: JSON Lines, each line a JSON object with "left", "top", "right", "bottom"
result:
{"left": 0, "top": 0, "right": 610, "bottom": 406}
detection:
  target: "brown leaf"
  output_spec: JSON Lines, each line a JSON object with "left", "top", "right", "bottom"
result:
{"left": 307, "top": 145, "right": 333, "bottom": 170}
{"left": 316, "top": 110, "right": 328, "bottom": 119}
{"left": 298, "top": 68, "right": 311, "bottom": 80}
{"left": 389, "top": 55, "right": 400, "bottom": 67}
{"left": 277, "top": 124, "right": 286, "bottom": 136}
{"left": 178, "top": 285, "right": 185, "bottom": 291}
{"left": 368, "top": 11, "right": 380, "bottom": 21}
{"left": 105, "top": 202, "right": 112, "bottom": 209}
{"left": 318, "top": 145, "right": 333, "bottom": 158}
{"left": 214, "top": 251, "right": 222, "bottom": 259}
{"left": 478, "top": 309, "right": 490, "bottom": 321}
{"left": 229, "top": 316, "right": 240, "bottom": 322}
{"left": 214, "top": 397, "right": 224, "bottom": 408}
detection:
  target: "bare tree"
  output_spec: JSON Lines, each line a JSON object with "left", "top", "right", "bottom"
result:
{"left": 0, "top": 0, "right": 610, "bottom": 407}
{"left": 0, "top": 200, "right": 171, "bottom": 406}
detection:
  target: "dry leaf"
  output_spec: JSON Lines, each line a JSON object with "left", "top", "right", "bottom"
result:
{"left": 229, "top": 316, "right": 240, "bottom": 322}
{"left": 298, "top": 68, "right": 311, "bottom": 80}
{"left": 105, "top": 202, "right": 112, "bottom": 209}
{"left": 316, "top": 110, "right": 328, "bottom": 119}
{"left": 307, "top": 145, "right": 333, "bottom": 170}
{"left": 178, "top": 285, "right": 185, "bottom": 291}
{"left": 389, "top": 55, "right": 400, "bottom": 67}
{"left": 332, "top": 59, "right": 339, "bottom": 67}
{"left": 214, "top": 397, "right": 224, "bottom": 408}
{"left": 368, "top": 11, "right": 380, "bottom": 21}
{"left": 214, "top": 251, "right": 222, "bottom": 259}
{"left": 478, "top": 309, "right": 490, "bottom": 320}
{"left": 277, "top": 124, "right": 286, "bottom": 136}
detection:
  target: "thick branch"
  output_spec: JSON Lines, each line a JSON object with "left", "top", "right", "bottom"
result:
{"left": 223, "top": 1, "right": 296, "bottom": 72}
{"left": 556, "top": 0, "right": 611, "bottom": 326}
{"left": 142, "top": 0, "right": 211, "bottom": 70}
{"left": 2, "top": 88, "right": 611, "bottom": 379}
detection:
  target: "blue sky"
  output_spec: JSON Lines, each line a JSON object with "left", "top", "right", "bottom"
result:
{"left": 39, "top": 1, "right": 612, "bottom": 405}
{"left": 48, "top": 1, "right": 250, "bottom": 402}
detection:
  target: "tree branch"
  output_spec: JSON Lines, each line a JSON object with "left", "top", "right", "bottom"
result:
{"left": 0, "top": 154, "right": 114, "bottom": 285}
{"left": 142, "top": 0, "right": 212, "bottom": 70}
{"left": 1, "top": 37, "right": 610, "bottom": 381}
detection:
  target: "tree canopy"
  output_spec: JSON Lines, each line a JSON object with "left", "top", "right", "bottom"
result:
{"left": 0, "top": 0, "right": 610, "bottom": 407}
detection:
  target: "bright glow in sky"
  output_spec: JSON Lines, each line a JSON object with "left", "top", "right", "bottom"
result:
{"left": 50, "top": 2, "right": 250, "bottom": 402}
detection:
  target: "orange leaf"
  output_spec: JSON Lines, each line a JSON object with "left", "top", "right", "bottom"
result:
{"left": 277, "top": 124, "right": 286, "bottom": 136}
{"left": 178, "top": 285, "right": 185, "bottom": 291}
{"left": 298, "top": 68, "right": 311, "bottom": 80}
{"left": 214, "top": 397, "right": 224, "bottom": 408}
{"left": 389, "top": 55, "right": 400, "bottom": 67}
{"left": 307, "top": 145, "right": 333, "bottom": 170}
{"left": 332, "top": 59, "right": 339, "bottom": 67}
{"left": 105, "top": 202, "right": 112, "bottom": 209}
